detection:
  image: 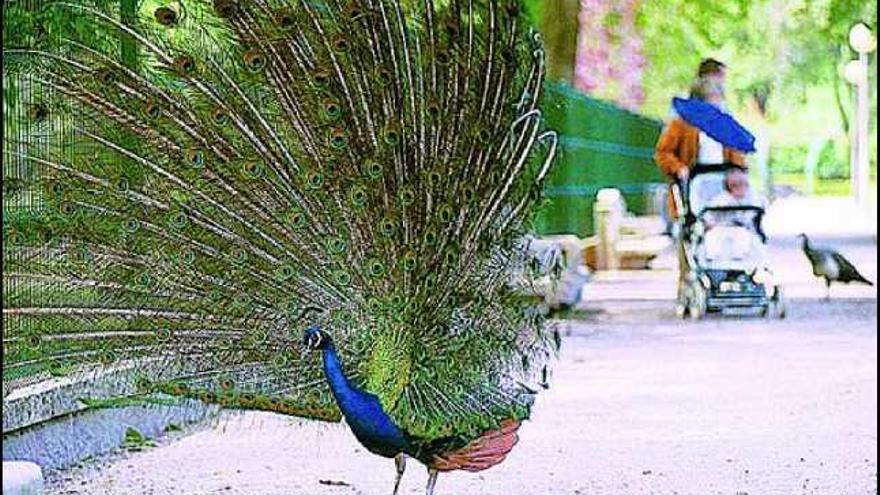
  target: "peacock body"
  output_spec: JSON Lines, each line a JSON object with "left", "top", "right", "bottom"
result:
{"left": 2, "top": 0, "right": 558, "bottom": 493}
{"left": 798, "top": 234, "right": 873, "bottom": 299}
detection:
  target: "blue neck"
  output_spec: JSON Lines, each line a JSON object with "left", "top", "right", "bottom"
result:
{"left": 319, "top": 341, "right": 409, "bottom": 457}
{"left": 321, "top": 342, "right": 356, "bottom": 403}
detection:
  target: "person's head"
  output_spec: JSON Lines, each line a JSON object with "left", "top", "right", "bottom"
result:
{"left": 689, "top": 76, "right": 725, "bottom": 106}
{"left": 723, "top": 168, "right": 750, "bottom": 200}
{"left": 698, "top": 58, "right": 727, "bottom": 84}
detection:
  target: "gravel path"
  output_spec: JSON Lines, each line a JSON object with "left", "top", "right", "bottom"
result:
{"left": 46, "top": 234, "right": 877, "bottom": 495}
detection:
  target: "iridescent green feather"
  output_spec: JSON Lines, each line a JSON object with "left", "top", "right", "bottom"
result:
{"left": 2, "top": 0, "right": 558, "bottom": 442}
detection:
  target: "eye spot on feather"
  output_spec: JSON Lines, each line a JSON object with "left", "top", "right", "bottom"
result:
{"left": 383, "top": 128, "right": 400, "bottom": 146}
{"left": 397, "top": 187, "right": 415, "bottom": 207}
{"left": 306, "top": 171, "right": 325, "bottom": 190}
{"left": 326, "top": 236, "right": 348, "bottom": 255}
{"left": 154, "top": 7, "right": 179, "bottom": 26}
{"left": 173, "top": 55, "right": 196, "bottom": 75}
{"left": 345, "top": 2, "right": 366, "bottom": 21}
{"left": 363, "top": 161, "right": 383, "bottom": 180}
{"left": 156, "top": 328, "right": 173, "bottom": 343}
{"left": 115, "top": 178, "right": 130, "bottom": 192}
{"left": 312, "top": 70, "right": 331, "bottom": 88}
{"left": 241, "top": 161, "right": 264, "bottom": 179}
{"left": 230, "top": 248, "right": 249, "bottom": 265}
{"left": 439, "top": 205, "right": 455, "bottom": 223}
{"left": 424, "top": 229, "right": 438, "bottom": 246}
{"left": 368, "top": 259, "right": 386, "bottom": 278}
{"left": 27, "top": 103, "right": 49, "bottom": 122}
{"left": 24, "top": 334, "right": 42, "bottom": 350}
{"left": 276, "top": 10, "right": 296, "bottom": 28}
{"left": 322, "top": 99, "right": 343, "bottom": 121}
{"left": 213, "top": 0, "right": 239, "bottom": 18}
{"left": 401, "top": 251, "right": 418, "bottom": 272}
{"left": 243, "top": 49, "right": 266, "bottom": 72}
{"left": 334, "top": 270, "right": 352, "bottom": 287}
{"left": 136, "top": 272, "right": 153, "bottom": 288}
{"left": 285, "top": 208, "right": 306, "bottom": 229}
{"left": 94, "top": 68, "right": 117, "bottom": 84}
{"left": 376, "top": 68, "right": 392, "bottom": 86}
{"left": 275, "top": 264, "right": 296, "bottom": 281}
{"left": 349, "top": 186, "right": 368, "bottom": 209}
{"left": 329, "top": 129, "right": 348, "bottom": 150}
{"left": 178, "top": 248, "right": 196, "bottom": 265}
{"left": 212, "top": 107, "right": 229, "bottom": 125}
{"left": 99, "top": 350, "right": 117, "bottom": 365}
{"left": 169, "top": 212, "right": 188, "bottom": 229}
{"left": 187, "top": 149, "right": 205, "bottom": 168}
{"left": 379, "top": 217, "right": 397, "bottom": 238}
{"left": 332, "top": 35, "right": 350, "bottom": 53}
{"left": 122, "top": 217, "right": 141, "bottom": 233}
{"left": 58, "top": 201, "right": 76, "bottom": 217}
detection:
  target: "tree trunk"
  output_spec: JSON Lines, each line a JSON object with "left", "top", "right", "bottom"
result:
{"left": 540, "top": 0, "right": 580, "bottom": 82}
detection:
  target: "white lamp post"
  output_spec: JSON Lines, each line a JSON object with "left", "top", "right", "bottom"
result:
{"left": 846, "top": 22, "right": 875, "bottom": 218}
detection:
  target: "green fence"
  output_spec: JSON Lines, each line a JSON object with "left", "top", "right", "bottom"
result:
{"left": 535, "top": 82, "right": 665, "bottom": 237}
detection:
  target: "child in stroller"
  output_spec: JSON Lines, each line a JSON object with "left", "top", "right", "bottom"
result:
{"left": 673, "top": 164, "right": 785, "bottom": 319}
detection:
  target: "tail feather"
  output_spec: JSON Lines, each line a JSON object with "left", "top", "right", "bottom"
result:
{"left": 4, "top": 0, "right": 557, "bottom": 441}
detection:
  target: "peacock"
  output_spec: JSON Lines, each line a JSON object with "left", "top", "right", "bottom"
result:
{"left": 799, "top": 234, "right": 873, "bottom": 299}
{"left": 2, "top": 1, "right": 560, "bottom": 493}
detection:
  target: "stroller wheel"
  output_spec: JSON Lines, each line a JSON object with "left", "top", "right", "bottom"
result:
{"left": 771, "top": 286, "right": 786, "bottom": 319}
{"left": 688, "top": 284, "right": 707, "bottom": 320}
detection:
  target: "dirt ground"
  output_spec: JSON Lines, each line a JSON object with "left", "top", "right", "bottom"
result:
{"left": 45, "top": 233, "right": 877, "bottom": 495}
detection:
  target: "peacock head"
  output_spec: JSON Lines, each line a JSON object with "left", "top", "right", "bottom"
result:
{"left": 798, "top": 233, "right": 809, "bottom": 247}
{"left": 303, "top": 325, "right": 331, "bottom": 350}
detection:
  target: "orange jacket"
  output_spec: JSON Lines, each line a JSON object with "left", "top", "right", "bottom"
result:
{"left": 654, "top": 117, "right": 747, "bottom": 217}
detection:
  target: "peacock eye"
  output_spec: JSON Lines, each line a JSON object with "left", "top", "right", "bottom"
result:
{"left": 28, "top": 103, "right": 49, "bottom": 122}
{"left": 243, "top": 49, "right": 266, "bottom": 72}
{"left": 322, "top": 100, "right": 342, "bottom": 121}
{"left": 213, "top": 108, "right": 229, "bottom": 125}
{"left": 313, "top": 71, "right": 331, "bottom": 87}
{"left": 277, "top": 11, "right": 295, "bottom": 28}
{"left": 214, "top": 0, "right": 239, "bottom": 18}
{"left": 174, "top": 55, "right": 196, "bottom": 75}
{"left": 376, "top": 69, "right": 392, "bottom": 86}
{"left": 154, "top": 7, "right": 179, "bottom": 26}
{"left": 95, "top": 68, "right": 117, "bottom": 84}
{"left": 306, "top": 171, "right": 324, "bottom": 189}
{"left": 334, "top": 270, "right": 352, "bottom": 286}
{"left": 384, "top": 129, "right": 400, "bottom": 146}
{"left": 368, "top": 260, "right": 386, "bottom": 277}
{"left": 143, "top": 102, "right": 161, "bottom": 119}
{"left": 364, "top": 161, "right": 383, "bottom": 179}
{"left": 332, "top": 36, "right": 350, "bottom": 53}
{"left": 241, "top": 161, "right": 264, "bottom": 179}
{"left": 349, "top": 187, "right": 368, "bottom": 208}
{"left": 329, "top": 129, "right": 348, "bottom": 150}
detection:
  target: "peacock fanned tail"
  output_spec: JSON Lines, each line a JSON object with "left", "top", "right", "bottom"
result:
{"left": 3, "top": 0, "right": 558, "bottom": 444}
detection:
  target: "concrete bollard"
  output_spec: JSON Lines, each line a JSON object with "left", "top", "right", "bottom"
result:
{"left": 594, "top": 188, "right": 625, "bottom": 270}
{"left": 2, "top": 461, "right": 44, "bottom": 495}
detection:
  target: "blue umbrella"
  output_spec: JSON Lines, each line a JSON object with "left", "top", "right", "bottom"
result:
{"left": 672, "top": 97, "right": 756, "bottom": 153}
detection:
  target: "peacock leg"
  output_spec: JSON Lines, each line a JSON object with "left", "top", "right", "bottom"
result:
{"left": 825, "top": 280, "right": 831, "bottom": 300}
{"left": 425, "top": 468, "right": 439, "bottom": 495}
{"left": 392, "top": 454, "right": 406, "bottom": 495}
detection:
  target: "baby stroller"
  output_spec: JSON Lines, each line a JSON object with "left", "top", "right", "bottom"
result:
{"left": 672, "top": 164, "right": 785, "bottom": 319}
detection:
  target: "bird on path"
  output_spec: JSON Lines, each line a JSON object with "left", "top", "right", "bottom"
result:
{"left": 798, "top": 234, "right": 873, "bottom": 299}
